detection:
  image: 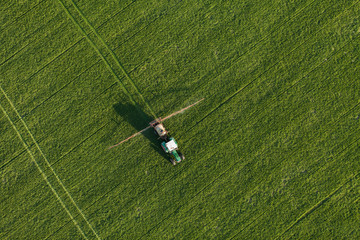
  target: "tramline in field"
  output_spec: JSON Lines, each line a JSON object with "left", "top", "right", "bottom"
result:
{"left": 108, "top": 98, "right": 204, "bottom": 165}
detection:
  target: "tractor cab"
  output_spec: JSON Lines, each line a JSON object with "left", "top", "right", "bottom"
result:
{"left": 161, "top": 138, "right": 178, "bottom": 153}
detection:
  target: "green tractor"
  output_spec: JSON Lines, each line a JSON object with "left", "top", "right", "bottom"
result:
{"left": 150, "top": 119, "right": 185, "bottom": 165}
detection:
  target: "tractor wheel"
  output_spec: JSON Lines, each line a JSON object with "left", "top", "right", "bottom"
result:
{"left": 178, "top": 152, "right": 185, "bottom": 161}
{"left": 170, "top": 158, "right": 176, "bottom": 166}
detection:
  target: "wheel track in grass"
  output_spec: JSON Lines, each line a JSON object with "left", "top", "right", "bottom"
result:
{"left": 228, "top": 174, "right": 360, "bottom": 240}
{"left": 19, "top": 36, "right": 85, "bottom": 82}
{"left": 20, "top": 52, "right": 360, "bottom": 239}
{"left": 188, "top": 0, "right": 360, "bottom": 131}
{"left": 135, "top": 33, "right": 360, "bottom": 238}
{"left": 1, "top": 0, "right": 139, "bottom": 88}
{"left": 3, "top": 0, "right": 182, "bottom": 105}
{"left": 1, "top": 1, "right": 140, "bottom": 71}
{"left": 4, "top": 0, "right": 263, "bottom": 123}
{"left": 0, "top": 0, "right": 332, "bottom": 98}
{"left": 0, "top": 0, "right": 354, "bottom": 236}
{"left": 143, "top": 0, "right": 321, "bottom": 112}
{"left": 4, "top": 2, "right": 358, "bottom": 237}
{"left": 189, "top": 100, "right": 360, "bottom": 240}
{"left": 4, "top": 125, "right": 109, "bottom": 240}
{"left": 0, "top": 41, "right": 32, "bottom": 67}
{"left": 57, "top": 0, "right": 158, "bottom": 119}
{"left": 1, "top": 33, "right": 167, "bottom": 175}
{"left": 1, "top": 121, "right": 110, "bottom": 235}
{"left": 1, "top": 0, "right": 190, "bottom": 166}
{"left": 181, "top": 0, "right": 328, "bottom": 95}
{"left": 228, "top": 136, "right": 360, "bottom": 239}
{"left": 0, "top": 99, "right": 88, "bottom": 240}
{"left": 1, "top": 39, "right": 165, "bottom": 172}
{"left": 44, "top": 185, "right": 131, "bottom": 240}
{"left": 0, "top": 86, "right": 101, "bottom": 240}
{"left": 1, "top": 2, "right": 15, "bottom": 12}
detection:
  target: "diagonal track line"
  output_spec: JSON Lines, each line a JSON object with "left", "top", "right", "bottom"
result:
{"left": 8, "top": 0, "right": 188, "bottom": 124}
{"left": 0, "top": 86, "right": 101, "bottom": 240}
{"left": 56, "top": 0, "right": 139, "bottom": 109}
{"left": 57, "top": 0, "right": 157, "bottom": 119}
{"left": 81, "top": 3, "right": 360, "bottom": 236}
{"left": 0, "top": 121, "right": 111, "bottom": 235}
{"left": 0, "top": 101, "right": 88, "bottom": 240}
{"left": 2, "top": 0, "right": 358, "bottom": 237}
{"left": 2, "top": 0, "right": 137, "bottom": 70}
{"left": 68, "top": 0, "right": 162, "bottom": 119}
{"left": 16, "top": 41, "right": 360, "bottom": 239}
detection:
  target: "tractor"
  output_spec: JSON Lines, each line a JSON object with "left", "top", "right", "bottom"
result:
{"left": 149, "top": 118, "right": 185, "bottom": 165}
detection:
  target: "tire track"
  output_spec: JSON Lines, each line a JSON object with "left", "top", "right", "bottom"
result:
{"left": 2, "top": 0, "right": 358, "bottom": 238}
{"left": 0, "top": 41, "right": 31, "bottom": 67}
{"left": 182, "top": 0, "right": 324, "bottom": 102}
{"left": 3, "top": 124, "right": 110, "bottom": 238}
{"left": 0, "top": 100, "right": 88, "bottom": 240}
{"left": 98, "top": 3, "right": 331, "bottom": 212}
{"left": 56, "top": 0, "right": 141, "bottom": 111}
{"left": 58, "top": 0, "right": 157, "bottom": 119}
{"left": 3, "top": 0, "right": 197, "bottom": 122}
{"left": 93, "top": 0, "right": 137, "bottom": 30}
{"left": 2, "top": 0, "right": 134, "bottom": 89}
{"left": 0, "top": 86, "right": 101, "bottom": 240}
{"left": 30, "top": 3, "right": 360, "bottom": 238}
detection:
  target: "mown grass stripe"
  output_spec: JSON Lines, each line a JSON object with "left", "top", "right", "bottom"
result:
{"left": 0, "top": 100, "right": 88, "bottom": 240}
{"left": 0, "top": 85, "right": 101, "bottom": 240}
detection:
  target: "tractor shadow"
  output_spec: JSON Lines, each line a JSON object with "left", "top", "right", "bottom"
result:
{"left": 112, "top": 102, "right": 170, "bottom": 162}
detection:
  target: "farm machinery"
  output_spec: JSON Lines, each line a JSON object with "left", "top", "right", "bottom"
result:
{"left": 150, "top": 118, "right": 185, "bottom": 165}
{"left": 108, "top": 98, "right": 205, "bottom": 166}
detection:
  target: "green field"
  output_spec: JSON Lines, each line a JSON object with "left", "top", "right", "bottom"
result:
{"left": 1, "top": 0, "right": 360, "bottom": 239}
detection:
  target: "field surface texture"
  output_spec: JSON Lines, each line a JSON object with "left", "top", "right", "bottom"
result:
{"left": 1, "top": 0, "right": 360, "bottom": 239}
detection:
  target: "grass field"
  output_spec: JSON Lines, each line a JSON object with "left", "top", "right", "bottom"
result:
{"left": 1, "top": 0, "right": 360, "bottom": 239}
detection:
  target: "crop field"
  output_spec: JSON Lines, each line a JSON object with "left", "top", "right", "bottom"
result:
{"left": 1, "top": 0, "right": 360, "bottom": 239}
